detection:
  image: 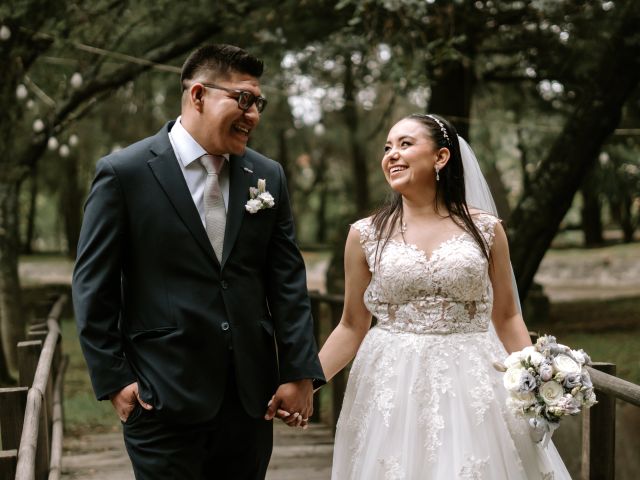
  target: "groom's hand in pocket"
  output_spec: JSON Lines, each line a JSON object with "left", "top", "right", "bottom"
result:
{"left": 264, "top": 379, "right": 313, "bottom": 428}
{"left": 109, "top": 382, "right": 154, "bottom": 422}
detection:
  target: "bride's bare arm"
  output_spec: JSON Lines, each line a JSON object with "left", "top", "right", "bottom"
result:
{"left": 489, "top": 221, "right": 533, "bottom": 353}
{"left": 318, "top": 226, "right": 373, "bottom": 382}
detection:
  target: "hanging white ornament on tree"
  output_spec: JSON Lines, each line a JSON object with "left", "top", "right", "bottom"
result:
{"left": 59, "top": 144, "right": 70, "bottom": 157}
{"left": 26, "top": 99, "right": 35, "bottom": 110}
{"left": 16, "top": 84, "right": 28, "bottom": 100}
{"left": 47, "top": 137, "right": 59, "bottom": 150}
{"left": 0, "top": 25, "right": 11, "bottom": 41}
{"left": 33, "top": 119, "right": 45, "bottom": 132}
{"left": 69, "top": 134, "right": 79, "bottom": 147}
{"left": 70, "top": 72, "right": 83, "bottom": 89}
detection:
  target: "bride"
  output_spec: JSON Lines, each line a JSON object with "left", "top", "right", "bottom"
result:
{"left": 318, "top": 114, "right": 571, "bottom": 479}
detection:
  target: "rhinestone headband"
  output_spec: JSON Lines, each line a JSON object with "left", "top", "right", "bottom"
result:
{"left": 426, "top": 114, "right": 451, "bottom": 146}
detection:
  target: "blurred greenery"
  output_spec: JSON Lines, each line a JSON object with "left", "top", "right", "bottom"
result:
{"left": 61, "top": 317, "right": 119, "bottom": 434}
{"left": 559, "top": 329, "right": 640, "bottom": 385}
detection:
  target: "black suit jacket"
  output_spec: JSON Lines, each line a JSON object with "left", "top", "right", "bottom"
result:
{"left": 72, "top": 122, "right": 324, "bottom": 424}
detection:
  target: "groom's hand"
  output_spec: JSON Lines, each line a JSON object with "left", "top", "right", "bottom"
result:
{"left": 264, "top": 379, "right": 313, "bottom": 428}
{"left": 110, "top": 382, "right": 153, "bottom": 422}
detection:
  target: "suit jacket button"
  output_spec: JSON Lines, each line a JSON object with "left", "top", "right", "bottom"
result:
{"left": 221, "top": 322, "right": 230, "bottom": 331}
{"left": 221, "top": 280, "right": 229, "bottom": 289}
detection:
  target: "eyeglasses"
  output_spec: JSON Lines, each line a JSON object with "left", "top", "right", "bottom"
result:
{"left": 200, "top": 83, "right": 267, "bottom": 113}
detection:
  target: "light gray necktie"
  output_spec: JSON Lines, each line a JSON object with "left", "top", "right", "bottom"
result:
{"left": 200, "top": 154, "right": 226, "bottom": 262}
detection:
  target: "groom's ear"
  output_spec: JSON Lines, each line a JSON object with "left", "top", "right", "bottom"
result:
{"left": 189, "top": 84, "right": 205, "bottom": 111}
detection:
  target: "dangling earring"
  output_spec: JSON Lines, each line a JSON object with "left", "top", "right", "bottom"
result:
{"left": 435, "top": 165, "right": 440, "bottom": 182}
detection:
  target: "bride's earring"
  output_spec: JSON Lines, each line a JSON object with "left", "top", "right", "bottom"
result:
{"left": 435, "top": 165, "right": 440, "bottom": 182}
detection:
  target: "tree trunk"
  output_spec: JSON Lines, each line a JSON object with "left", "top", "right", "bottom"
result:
{"left": 428, "top": 59, "right": 475, "bottom": 139}
{"left": 315, "top": 149, "right": 329, "bottom": 244}
{"left": 0, "top": 179, "right": 25, "bottom": 373}
{"left": 581, "top": 167, "right": 604, "bottom": 247}
{"left": 59, "top": 155, "right": 83, "bottom": 258}
{"left": 509, "top": 0, "right": 640, "bottom": 299}
{"left": 581, "top": 191, "right": 604, "bottom": 247}
{"left": 612, "top": 195, "right": 636, "bottom": 243}
{"left": 23, "top": 166, "right": 38, "bottom": 254}
{"left": 343, "top": 56, "right": 369, "bottom": 216}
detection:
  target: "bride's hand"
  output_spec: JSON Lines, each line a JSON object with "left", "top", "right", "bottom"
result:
{"left": 264, "top": 380, "right": 313, "bottom": 428}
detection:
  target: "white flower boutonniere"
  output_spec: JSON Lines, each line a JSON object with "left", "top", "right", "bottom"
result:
{"left": 245, "top": 178, "right": 275, "bottom": 214}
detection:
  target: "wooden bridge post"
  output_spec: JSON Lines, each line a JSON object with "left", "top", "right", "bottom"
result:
{"left": 310, "top": 294, "right": 322, "bottom": 423}
{"left": 18, "top": 340, "right": 43, "bottom": 388}
{"left": 0, "top": 387, "right": 29, "bottom": 450}
{"left": 582, "top": 362, "right": 616, "bottom": 480}
{"left": 329, "top": 300, "right": 345, "bottom": 431}
{"left": 17, "top": 339, "right": 51, "bottom": 480}
{"left": 0, "top": 450, "right": 18, "bottom": 479}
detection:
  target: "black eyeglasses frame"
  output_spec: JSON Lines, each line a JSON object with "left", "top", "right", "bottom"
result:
{"left": 200, "top": 83, "right": 267, "bottom": 113}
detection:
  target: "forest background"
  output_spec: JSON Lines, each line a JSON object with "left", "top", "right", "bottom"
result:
{"left": 1, "top": 1, "right": 639, "bottom": 475}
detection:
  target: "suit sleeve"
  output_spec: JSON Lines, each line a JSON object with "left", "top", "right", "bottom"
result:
{"left": 265, "top": 163, "right": 326, "bottom": 386}
{"left": 72, "top": 158, "right": 136, "bottom": 400}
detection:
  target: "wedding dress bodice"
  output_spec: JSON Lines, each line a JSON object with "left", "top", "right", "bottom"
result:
{"left": 353, "top": 213, "right": 499, "bottom": 335}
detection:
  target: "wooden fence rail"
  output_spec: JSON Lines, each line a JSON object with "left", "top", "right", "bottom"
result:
{"left": 309, "top": 291, "right": 640, "bottom": 480}
{"left": 0, "top": 294, "right": 68, "bottom": 480}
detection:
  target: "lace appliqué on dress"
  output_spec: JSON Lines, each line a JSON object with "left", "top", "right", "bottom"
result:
{"left": 459, "top": 455, "right": 489, "bottom": 479}
{"left": 378, "top": 456, "right": 406, "bottom": 480}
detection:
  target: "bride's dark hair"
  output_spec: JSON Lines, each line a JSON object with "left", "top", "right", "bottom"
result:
{"left": 371, "top": 113, "right": 490, "bottom": 268}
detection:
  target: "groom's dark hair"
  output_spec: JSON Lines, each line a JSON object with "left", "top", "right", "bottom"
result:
{"left": 180, "top": 44, "right": 264, "bottom": 89}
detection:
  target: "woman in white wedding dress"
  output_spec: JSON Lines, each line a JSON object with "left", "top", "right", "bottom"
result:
{"left": 318, "top": 114, "right": 571, "bottom": 479}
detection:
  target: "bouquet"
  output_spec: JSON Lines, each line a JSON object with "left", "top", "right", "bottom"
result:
{"left": 495, "top": 335, "right": 597, "bottom": 446}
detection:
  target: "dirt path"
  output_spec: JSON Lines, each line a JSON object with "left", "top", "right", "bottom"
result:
{"left": 61, "top": 422, "right": 334, "bottom": 479}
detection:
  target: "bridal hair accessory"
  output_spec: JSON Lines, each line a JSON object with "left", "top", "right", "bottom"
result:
{"left": 426, "top": 114, "right": 451, "bottom": 146}
{"left": 494, "top": 335, "right": 596, "bottom": 447}
{"left": 245, "top": 178, "right": 275, "bottom": 214}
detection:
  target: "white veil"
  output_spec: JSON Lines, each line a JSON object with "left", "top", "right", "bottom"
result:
{"left": 459, "top": 136, "right": 559, "bottom": 445}
{"left": 458, "top": 135, "right": 522, "bottom": 314}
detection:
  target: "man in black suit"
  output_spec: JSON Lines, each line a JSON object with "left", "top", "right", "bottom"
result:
{"left": 72, "top": 44, "right": 325, "bottom": 479}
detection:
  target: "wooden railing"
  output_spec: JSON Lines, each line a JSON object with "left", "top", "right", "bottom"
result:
{"left": 309, "top": 291, "right": 640, "bottom": 480}
{"left": 0, "top": 294, "right": 68, "bottom": 480}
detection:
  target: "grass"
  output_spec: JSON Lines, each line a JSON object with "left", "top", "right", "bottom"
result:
{"left": 555, "top": 329, "right": 640, "bottom": 385}
{"left": 61, "top": 317, "right": 120, "bottom": 435}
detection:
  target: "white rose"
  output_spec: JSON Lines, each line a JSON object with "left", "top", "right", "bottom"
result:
{"left": 504, "top": 351, "right": 525, "bottom": 369}
{"left": 245, "top": 199, "right": 262, "bottom": 214}
{"left": 503, "top": 367, "right": 525, "bottom": 392}
{"left": 540, "top": 381, "right": 564, "bottom": 405}
{"left": 507, "top": 391, "right": 537, "bottom": 410}
{"left": 553, "top": 354, "right": 581, "bottom": 374}
{"left": 257, "top": 178, "right": 266, "bottom": 193}
{"left": 571, "top": 349, "right": 586, "bottom": 365}
{"left": 528, "top": 351, "right": 545, "bottom": 367}
{"left": 258, "top": 192, "right": 275, "bottom": 207}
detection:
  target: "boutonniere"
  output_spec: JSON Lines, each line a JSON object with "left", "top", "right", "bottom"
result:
{"left": 245, "top": 178, "right": 275, "bottom": 214}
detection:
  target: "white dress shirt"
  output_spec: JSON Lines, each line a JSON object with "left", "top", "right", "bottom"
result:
{"left": 168, "top": 117, "right": 230, "bottom": 229}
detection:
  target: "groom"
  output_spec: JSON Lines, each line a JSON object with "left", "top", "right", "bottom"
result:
{"left": 72, "top": 44, "right": 324, "bottom": 479}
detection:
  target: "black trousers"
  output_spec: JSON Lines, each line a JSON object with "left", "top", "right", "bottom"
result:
{"left": 122, "top": 368, "right": 273, "bottom": 480}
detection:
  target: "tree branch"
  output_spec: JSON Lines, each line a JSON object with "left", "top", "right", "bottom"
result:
{"left": 18, "top": 21, "right": 221, "bottom": 169}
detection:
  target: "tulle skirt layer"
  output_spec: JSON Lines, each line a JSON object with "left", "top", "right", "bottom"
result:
{"left": 331, "top": 327, "right": 571, "bottom": 480}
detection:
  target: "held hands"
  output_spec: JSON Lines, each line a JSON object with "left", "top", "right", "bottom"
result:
{"left": 109, "top": 382, "right": 153, "bottom": 422}
{"left": 264, "top": 379, "right": 313, "bottom": 429}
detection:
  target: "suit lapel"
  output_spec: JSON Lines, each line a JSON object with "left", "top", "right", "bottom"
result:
{"left": 147, "top": 125, "right": 218, "bottom": 265}
{"left": 221, "top": 153, "right": 254, "bottom": 268}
